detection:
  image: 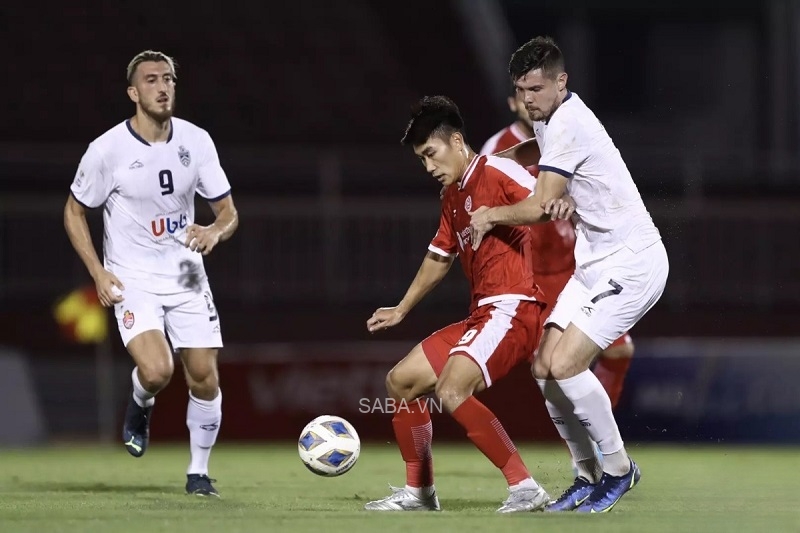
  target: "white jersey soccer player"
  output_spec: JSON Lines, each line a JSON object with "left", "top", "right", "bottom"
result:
{"left": 64, "top": 50, "right": 239, "bottom": 497}
{"left": 71, "top": 117, "right": 231, "bottom": 302}
{"left": 469, "top": 36, "right": 668, "bottom": 513}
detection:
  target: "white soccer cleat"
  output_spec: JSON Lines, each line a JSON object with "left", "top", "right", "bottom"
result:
{"left": 496, "top": 485, "right": 550, "bottom": 513}
{"left": 364, "top": 485, "right": 441, "bottom": 511}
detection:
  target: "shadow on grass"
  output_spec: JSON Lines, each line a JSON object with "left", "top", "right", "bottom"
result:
{"left": 16, "top": 481, "right": 175, "bottom": 494}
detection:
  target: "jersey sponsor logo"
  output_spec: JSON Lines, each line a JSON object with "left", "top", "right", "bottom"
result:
{"left": 129, "top": 160, "right": 143, "bottom": 170}
{"left": 455, "top": 226, "right": 472, "bottom": 251}
{"left": 178, "top": 145, "right": 191, "bottom": 167}
{"left": 122, "top": 310, "right": 135, "bottom": 329}
{"left": 151, "top": 213, "right": 189, "bottom": 237}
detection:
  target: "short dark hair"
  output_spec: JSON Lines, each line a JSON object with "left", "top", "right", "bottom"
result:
{"left": 401, "top": 96, "right": 465, "bottom": 147}
{"left": 509, "top": 36, "right": 565, "bottom": 83}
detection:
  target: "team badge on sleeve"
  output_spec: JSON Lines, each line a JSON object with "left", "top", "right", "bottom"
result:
{"left": 122, "top": 310, "right": 135, "bottom": 329}
{"left": 178, "top": 145, "right": 191, "bottom": 167}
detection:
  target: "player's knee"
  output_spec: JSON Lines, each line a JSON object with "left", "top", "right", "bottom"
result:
{"left": 548, "top": 353, "right": 578, "bottom": 381}
{"left": 385, "top": 368, "right": 415, "bottom": 401}
{"left": 138, "top": 360, "right": 173, "bottom": 391}
{"left": 531, "top": 356, "right": 550, "bottom": 380}
{"left": 434, "top": 382, "right": 467, "bottom": 413}
{"left": 434, "top": 374, "right": 475, "bottom": 413}
{"left": 185, "top": 363, "right": 218, "bottom": 395}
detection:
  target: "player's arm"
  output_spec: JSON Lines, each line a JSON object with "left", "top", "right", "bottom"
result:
{"left": 486, "top": 170, "right": 569, "bottom": 226}
{"left": 396, "top": 251, "right": 455, "bottom": 316}
{"left": 64, "top": 194, "right": 105, "bottom": 281}
{"left": 367, "top": 251, "right": 455, "bottom": 332}
{"left": 65, "top": 146, "right": 125, "bottom": 306}
{"left": 209, "top": 194, "right": 239, "bottom": 243}
{"left": 186, "top": 194, "right": 238, "bottom": 255}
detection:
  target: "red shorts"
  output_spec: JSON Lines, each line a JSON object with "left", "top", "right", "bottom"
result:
{"left": 536, "top": 269, "right": 632, "bottom": 349}
{"left": 421, "top": 299, "right": 545, "bottom": 388}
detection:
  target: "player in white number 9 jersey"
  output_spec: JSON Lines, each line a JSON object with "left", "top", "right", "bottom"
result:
{"left": 63, "top": 50, "right": 239, "bottom": 497}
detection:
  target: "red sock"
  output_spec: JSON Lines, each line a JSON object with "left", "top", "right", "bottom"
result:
{"left": 391, "top": 398, "right": 434, "bottom": 488}
{"left": 594, "top": 355, "right": 633, "bottom": 409}
{"left": 451, "top": 396, "right": 530, "bottom": 486}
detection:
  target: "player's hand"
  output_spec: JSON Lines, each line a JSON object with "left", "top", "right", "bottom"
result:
{"left": 542, "top": 196, "right": 576, "bottom": 220}
{"left": 367, "top": 306, "right": 406, "bottom": 332}
{"left": 468, "top": 206, "right": 495, "bottom": 251}
{"left": 93, "top": 269, "right": 125, "bottom": 307}
{"left": 185, "top": 224, "right": 222, "bottom": 256}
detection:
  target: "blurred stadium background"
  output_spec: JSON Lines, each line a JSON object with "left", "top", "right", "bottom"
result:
{"left": 1, "top": 0, "right": 799, "bottom": 498}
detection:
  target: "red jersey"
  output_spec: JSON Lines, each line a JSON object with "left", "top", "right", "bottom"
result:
{"left": 428, "top": 155, "right": 543, "bottom": 311}
{"left": 481, "top": 122, "right": 576, "bottom": 275}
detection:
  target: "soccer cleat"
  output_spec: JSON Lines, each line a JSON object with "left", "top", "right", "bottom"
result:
{"left": 496, "top": 485, "right": 550, "bottom": 513}
{"left": 575, "top": 459, "right": 641, "bottom": 513}
{"left": 186, "top": 474, "right": 220, "bottom": 497}
{"left": 545, "top": 476, "right": 596, "bottom": 512}
{"left": 122, "top": 395, "right": 152, "bottom": 458}
{"left": 364, "top": 485, "right": 440, "bottom": 511}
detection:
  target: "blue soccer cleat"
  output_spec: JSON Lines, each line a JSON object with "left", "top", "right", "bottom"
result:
{"left": 545, "top": 476, "right": 596, "bottom": 512}
{"left": 122, "top": 395, "right": 152, "bottom": 458}
{"left": 186, "top": 474, "right": 220, "bottom": 497}
{"left": 575, "top": 459, "right": 641, "bottom": 513}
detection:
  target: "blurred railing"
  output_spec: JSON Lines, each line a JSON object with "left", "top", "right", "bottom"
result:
{"left": 1, "top": 195, "right": 798, "bottom": 311}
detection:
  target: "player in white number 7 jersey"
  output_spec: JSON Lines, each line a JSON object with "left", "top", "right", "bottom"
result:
{"left": 63, "top": 50, "right": 239, "bottom": 497}
{"left": 470, "top": 36, "right": 669, "bottom": 513}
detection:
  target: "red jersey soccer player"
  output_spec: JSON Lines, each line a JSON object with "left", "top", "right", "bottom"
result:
{"left": 364, "top": 96, "right": 573, "bottom": 514}
{"left": 479, "top": 90, "right": 635, "bottom": 409}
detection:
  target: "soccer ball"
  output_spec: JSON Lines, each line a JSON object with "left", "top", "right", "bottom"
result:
{"left": 298, "top": 415, "right": 360, "bottom": 477}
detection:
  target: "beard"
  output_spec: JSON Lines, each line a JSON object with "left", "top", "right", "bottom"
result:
{"left": 142, "top": 97, "right": 175, "bottom": 122}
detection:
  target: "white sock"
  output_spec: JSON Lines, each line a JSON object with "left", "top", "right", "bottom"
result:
{"left": 405, "top": 484, "right": 435, "bottom": 498}
{"left": 509, "top": 477, "right": 540, "bottom": 492}
{"left": 131, "top": 367, "right": 155, "bottom": 408}
{"left": 537, "top": 378, "right": 601, "bottom": 482}
{"left": 557, "top": 370, "right": 630, "bottom": 476}
{"left": 186, "top": 389, "right": 222, "bottom": 476}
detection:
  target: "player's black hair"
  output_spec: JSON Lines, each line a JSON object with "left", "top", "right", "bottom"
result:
{"left": 509, "top": 36, "right": 565, "bottom": 82}
{"left": 401, "top": 96, "right": 465, "bottom": 147}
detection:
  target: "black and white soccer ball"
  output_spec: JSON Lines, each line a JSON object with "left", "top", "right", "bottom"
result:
{"left": 298, "top": 415, "right": 361, "bottom": 477}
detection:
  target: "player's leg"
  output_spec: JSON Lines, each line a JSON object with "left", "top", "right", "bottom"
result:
{"left": 438, "top": 300, "right": 550, "bottom": 513}
{"left": 534, "top": 271, "right": 602, "bottom": 482}
{"left": 534, "top": 280, "right": 602, "bottom": 468}
{"left": 165, "top": 286, "right": 223, "bottom": 497}
{"left": 179, "top": 347, "right": 221, "bottom": 497}
{"left": 364, "top": 336, "right": 442, "bottom": 511}
{"left": 593, "top": 334, "right": 634, "bottom": 409}
{"left": 115, "top": 289, "right": 172, "bottom": 458}
{"left": 554, "top": 243, "right": 668, "bottom": 512}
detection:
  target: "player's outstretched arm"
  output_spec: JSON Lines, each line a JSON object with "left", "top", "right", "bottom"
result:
{"left": 469, "top": 170, "right": 569, "bottom": 250}
{"left": 367, "top": 251, "right": 454, "bottom": 332}
{"left": 63, "top": 195, "right": 125, "bottom": 307}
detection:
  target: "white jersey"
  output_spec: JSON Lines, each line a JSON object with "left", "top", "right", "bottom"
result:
{"left": 533, "top": 92, "right": 661, "bottom": 267}
{"left": 70, "top": 117, "right": 231, "bottom": 294}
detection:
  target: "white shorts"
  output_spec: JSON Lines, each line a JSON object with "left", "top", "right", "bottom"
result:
{"left": 546, "top": 241, "right": 668, "bottom": 349}
{"left": 113, "top": 283, "right": 223, "bottom": 349}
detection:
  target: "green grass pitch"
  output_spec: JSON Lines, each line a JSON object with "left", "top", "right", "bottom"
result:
{"left": 0, "top": 442, "right": 797, "bottom": 532}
